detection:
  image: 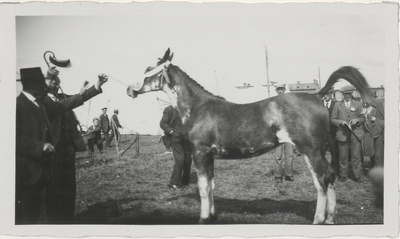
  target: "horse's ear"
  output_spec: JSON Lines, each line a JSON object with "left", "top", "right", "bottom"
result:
{"left": 168, "top": 52, "right": 174, "bottom": 62}
{"left": 157, "top": 48, "right": 171, "bottom": 66}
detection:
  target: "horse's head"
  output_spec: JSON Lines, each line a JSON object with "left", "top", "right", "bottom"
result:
{"left": 127, "top": 48, "right": 174, "bottom": 99}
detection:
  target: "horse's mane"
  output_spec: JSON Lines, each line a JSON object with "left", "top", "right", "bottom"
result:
{"left": 170, "top": 64, "right": 225, "bottom": 101}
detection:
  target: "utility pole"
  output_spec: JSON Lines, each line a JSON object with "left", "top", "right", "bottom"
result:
{"left": 265, "top": 46, "right": 270, "bottom": 98}
{"left": 318, "top": 67, "right": 321, "bottom": 89}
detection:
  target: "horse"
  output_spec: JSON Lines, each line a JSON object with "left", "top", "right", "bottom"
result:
{"left": 126, "top": 49, "right": 375, "bottom": 224}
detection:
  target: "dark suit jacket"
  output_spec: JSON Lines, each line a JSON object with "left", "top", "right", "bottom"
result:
{"left": 43, "top": 86, "right": 102, "bottom": 152}
{"left": 331, "top": 99, "right": 365, "bottom": 141}
{"left": 370, "top": 98, "right": 384, "bottom": 139}
{"left": 111, "top": 114, "right": 122, "bottom": 128}
{"left": 323, "top": 99, "right": 337, "bottom": 138}
{"left": 160, "top": 105, "right": 183, "bottom": 135}
{"left": 16, "top": 93, "right": 53, "bottom": 185}
{"left": 99, "top": 113, "right": 110, "bottom": 133}
{"left": 87, "top": 124, "right": 102, "bottom": 143}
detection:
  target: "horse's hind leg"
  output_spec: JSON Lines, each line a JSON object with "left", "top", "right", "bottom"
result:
{"left": 325, "top": 183, "right": 336, "bottom": 224}
{"left": 194, "top": 151, "right": 215, "bottom": 223}
{"left": 303, "top": 153, "right": 336, "bottom": 224}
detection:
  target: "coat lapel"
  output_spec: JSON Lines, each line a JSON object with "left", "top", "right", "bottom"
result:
{"left": 340, "top": 101, "right": 350, "bottom": 114}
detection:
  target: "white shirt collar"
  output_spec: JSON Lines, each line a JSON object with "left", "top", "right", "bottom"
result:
{"left": 22, "top": 91, "right": 39, "bottom": 107}
{"left": 324, "top": 99, "right": 331, "bottom": 107}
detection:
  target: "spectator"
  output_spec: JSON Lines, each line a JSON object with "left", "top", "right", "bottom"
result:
{"left": 361, "top": 102, "right": 376, "bottom": 167}
{"left": 16, "top": 67, "right": 55, "bottom": 224}
{"left": 109, "top": 109, "right": 123, "bottom": 146}
{"left": 273, "top": 84, "right": 294, "bottom": 183}
{"left": 160, "top": 105, "right": 192, "bottom": 190}
{"left": 87, "top": 117, "right": 104, "bottom": 160}
{"left": 323, "top": 88, "right": 339, "bottom": 173}
{"left": 370, "top": 98, "right": 384, "bottom": 167}
{"left": 331, "top": 85, "right": 365, "bottom": 182}
{"left": 43, "top": 66, "right": 107, "bottom": 223}
{"left": 99, "top": 107, "right": 111, "bottom": 149}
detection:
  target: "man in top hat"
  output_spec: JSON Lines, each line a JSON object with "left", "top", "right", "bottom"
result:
{"left": 99, "top": 107, "right": 111, "bottom": 148}
{"left": 322, "top": 88, "right": 339, "bottom": 173}
{"left": 43, "top": 66, "right": 108, "bottom": 223}
{"left": 331, "top": 85, "right": 365, "bottom": 182}
{"left": 108, "top": 109, "right": 123, "bottom": 147}
{"left": 273, "top": 84, "right": 294, "bottom": 183}
{"left": 16, "top": 67, "right": 56, "bottom": 224}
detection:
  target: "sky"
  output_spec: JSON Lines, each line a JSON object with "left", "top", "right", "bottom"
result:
{"left": 13, "top": 2, "right": 394, "bottom": 134}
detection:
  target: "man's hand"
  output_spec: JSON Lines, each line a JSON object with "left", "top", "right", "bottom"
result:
{"left": 46, "top": 66, "right": 59, "bottom": 79}
{"left": 349, "top": 118, "right": 359, "bottom": 126}
{"left": 95, "top": 74, "right": 108, "bottom": 90}
{"left": 43, "top": 143, "right": 55, "bottom": 153}
{"left": 80, "top": 80, "right": 89, "bottom": 95}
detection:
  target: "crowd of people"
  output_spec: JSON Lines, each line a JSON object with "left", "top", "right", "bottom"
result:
{"left": 15, "top": 64, "right": 384, "bottom": 223}
{"left": 271, "top": 83, "right": 384, "bottom": 183}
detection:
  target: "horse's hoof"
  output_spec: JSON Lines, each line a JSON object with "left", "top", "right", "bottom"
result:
{"left": 210, "top": 214, "right": 218, "bottom": 222}
{"left": 198, "top": 217, "right": 210, "bottom": 224}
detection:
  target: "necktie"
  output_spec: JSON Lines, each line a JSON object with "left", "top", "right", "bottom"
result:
{"left": 326, "top": 102, "right": 329, "bottom": 108}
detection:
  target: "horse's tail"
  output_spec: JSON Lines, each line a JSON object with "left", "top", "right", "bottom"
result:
{"left": 317, "top": 66, "right": 375, "bottom": 106}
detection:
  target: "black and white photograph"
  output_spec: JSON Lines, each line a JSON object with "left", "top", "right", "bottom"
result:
{"left": 0, "top": 1, "right": 398, "bottom": 238}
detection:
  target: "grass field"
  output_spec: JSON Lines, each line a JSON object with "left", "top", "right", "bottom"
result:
{"left": 74, "top": 135, "right": 383, "bottom": 225}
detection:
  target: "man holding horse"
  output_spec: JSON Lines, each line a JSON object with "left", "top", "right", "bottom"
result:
{"left": 273, "top": 84, "right": 294, "bottom": 183}
{"left": 331, "top": 85, "right": 365, "bottom": 182}
{"left": 160, "top": 105, "right": 192, "bottom": 190}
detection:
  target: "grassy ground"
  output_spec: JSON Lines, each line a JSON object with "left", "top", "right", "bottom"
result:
{"left": 74, "top": 135, "right": 383, "bottom": 224}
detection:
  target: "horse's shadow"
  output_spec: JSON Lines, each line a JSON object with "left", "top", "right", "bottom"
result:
{"left": 74, "top": 195, "right": 318, "bottom": 224}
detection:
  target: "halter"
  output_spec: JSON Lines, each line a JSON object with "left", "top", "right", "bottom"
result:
{"left": 131, "top": 61, "right": 172, "bottom": 91}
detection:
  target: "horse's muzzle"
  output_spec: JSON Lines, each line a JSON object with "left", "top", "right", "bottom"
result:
{"left": 127, "top": 86, "right": 139, "bottom": 99}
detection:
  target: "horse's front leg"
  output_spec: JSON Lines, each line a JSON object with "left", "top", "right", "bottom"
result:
{"left": 194, "top": 150, "right": 215, "bottom": 224}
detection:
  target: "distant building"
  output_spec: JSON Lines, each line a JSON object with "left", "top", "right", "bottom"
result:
{"left": 288, "top": 80, "right": 320, "bottom": 94}
{"left": 235, "top": 83, "right": 254, "bottom": 89}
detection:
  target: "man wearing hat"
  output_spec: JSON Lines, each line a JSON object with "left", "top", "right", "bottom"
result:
{"left": 331, "top": 85, "right": 365, "bottom": 182}
{"left": 43, "top": 67, "right": 108, "bottom": 223}
{"left": 273, "top": 84, "right": 294, "bottom": 183}
{"left": 322, "top": 88, "right": 339, "bottom": 173}
{"left": 109, "top": 109, "right": 123, "bottom": 147}
{"left": 16, "top": 67, "right": 56, "bottom": 224}
{"left": 99, "top": 107, "right": 111, "bottom": 148}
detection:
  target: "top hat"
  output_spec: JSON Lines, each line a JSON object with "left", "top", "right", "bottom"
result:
{"left": 340, "top": 85, "right": 355, "bottom": 93}
{"left": 20, "top": 67, "right": 47, "bottom": 91}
